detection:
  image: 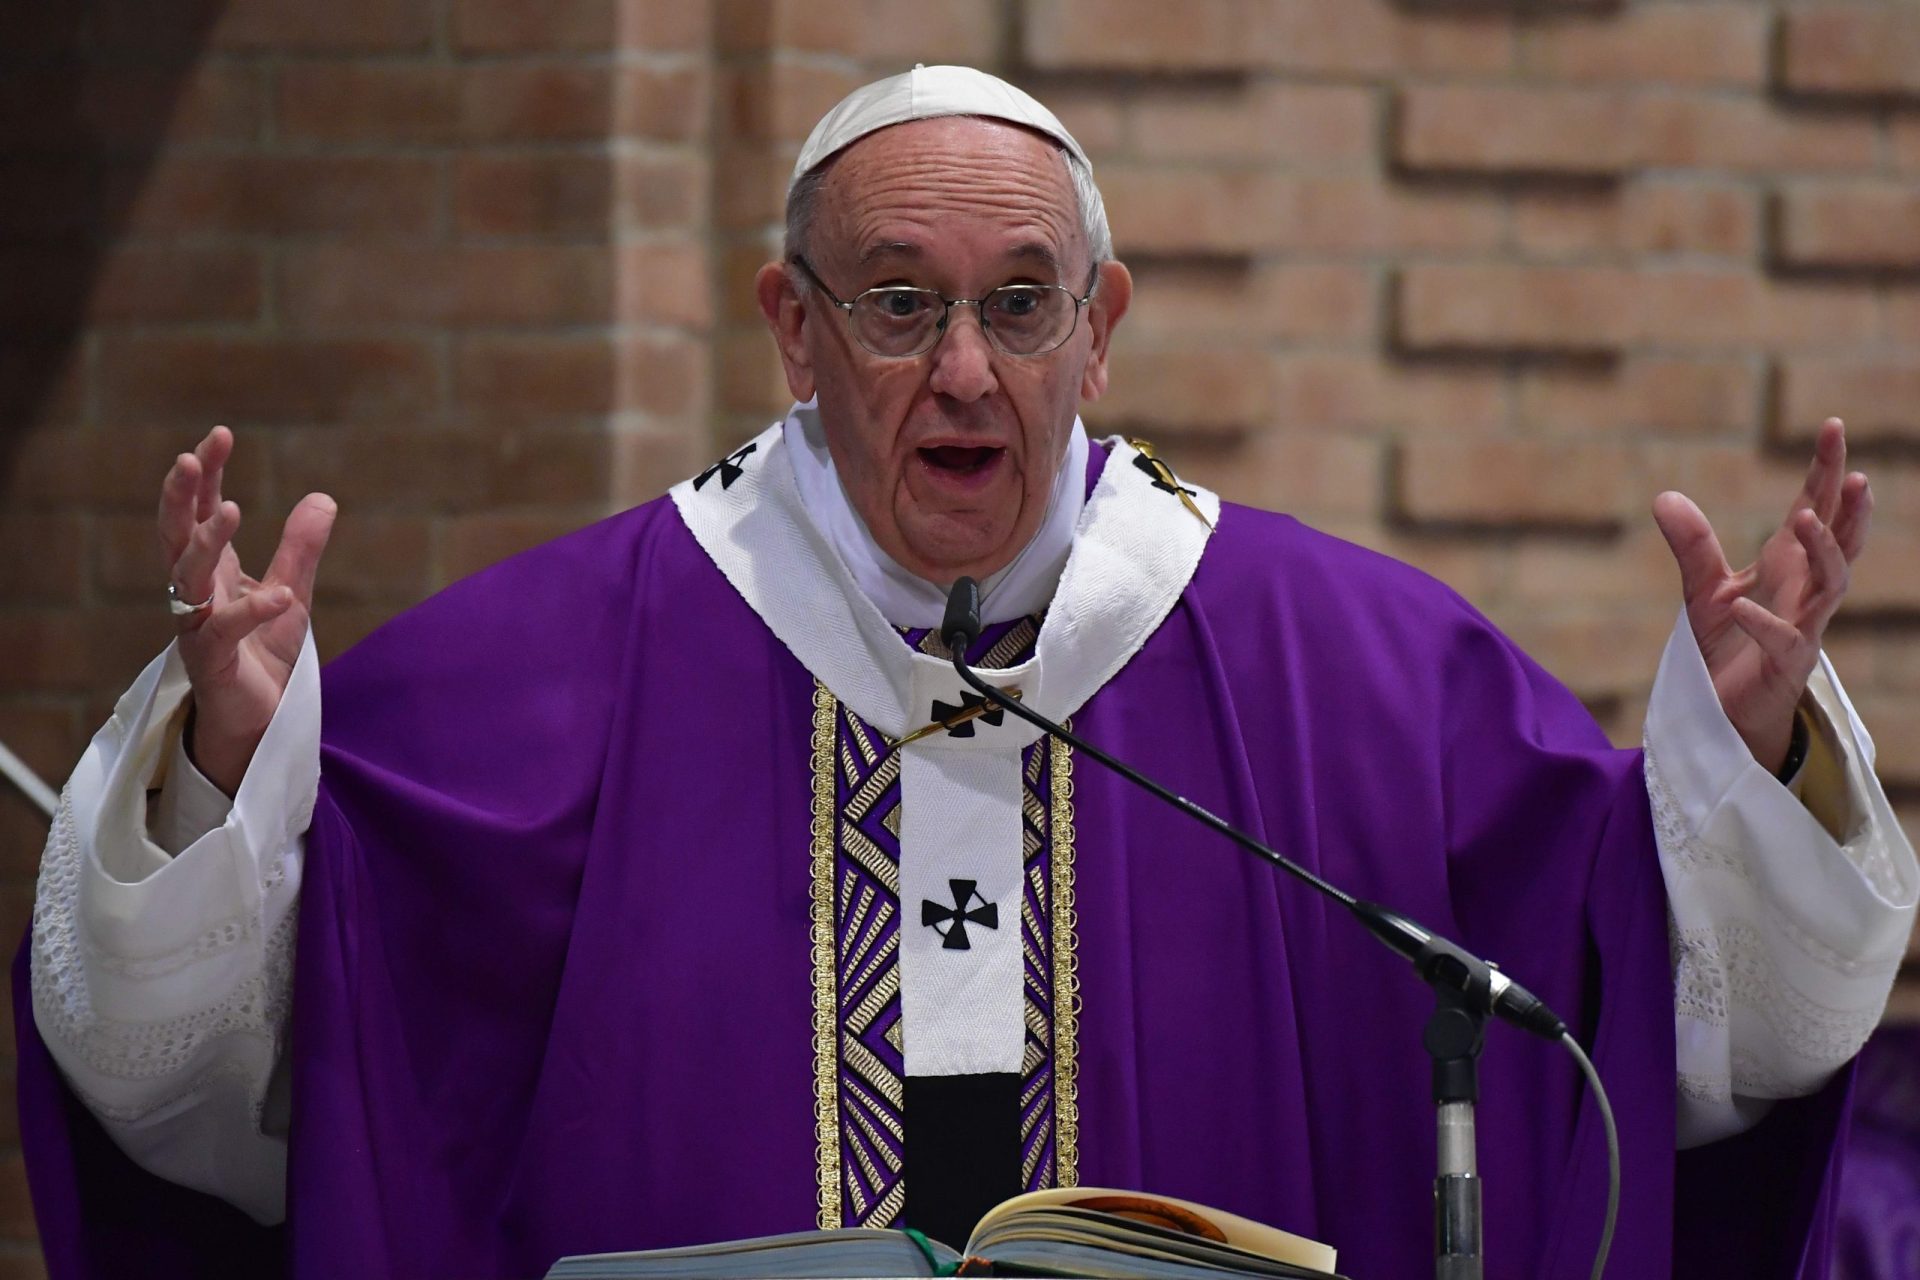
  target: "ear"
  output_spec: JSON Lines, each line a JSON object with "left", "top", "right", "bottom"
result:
{"left": 756, "top": 261, "right": 816, "bottom": 403}
{"left": 1078, "top": 259, "right": 1133, "bottom": 403}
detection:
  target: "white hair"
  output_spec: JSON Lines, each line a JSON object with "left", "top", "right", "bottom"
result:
{"left": 784, "top": 126, "right": 1112, "bottom": 279}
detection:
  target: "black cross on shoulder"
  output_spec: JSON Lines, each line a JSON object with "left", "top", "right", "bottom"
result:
{"left": 693, "top": 442, "right": 758, "bottom": 491}
{"left": 928, "top": 691, "right": 1004, "bottom": 739}
{"left": 1131, "top": 450, "right": 1195, "bottom": 499}
{"left": 922, "top": 879, "right": 999, "bottom": 951}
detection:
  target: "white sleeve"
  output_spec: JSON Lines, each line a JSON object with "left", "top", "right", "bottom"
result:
{"left": 1644, "top": 608, "right": 1918, "bottom": 1149}
{"left": 29, "top": 633, "right": 321, "bottom": 1225}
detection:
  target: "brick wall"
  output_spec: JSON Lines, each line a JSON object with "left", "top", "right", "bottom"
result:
{"left": 2, "top": 0, "right": 1918, "bottom": 1270}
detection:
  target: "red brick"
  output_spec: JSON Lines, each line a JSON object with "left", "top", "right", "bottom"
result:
{"left": 1087, "top": 348, "right": 1277, "bottom": 431}
{"left": 1124, "top": 263, "right": 1376, "bottom": 345}
{"left": 274, "top": 426, "right": 616, "bottom": 513}
{"left": 1509, "top": 531, "right": 1677, "bottom": 610}
{"left": 616, "top": 152, "right": 710, "bottom": 231}
{"left": 1103, "top": 169, "right": 1503, "bottom": 258}
{"left": 1023, "top": 0, "right": 1263, "bottom": 72}
{"left": 0, "top": 515, "right": 84, "bottom": 605}
{"left": 1176, "top": 431, "right": 1384, "bottom": 521}
{"left": 281, "top": 247, "right": 614, "bottom": 329}
{"left": 715, "top": 0, "right": 860, "bottom": 52}
{"left": 207, "top": 0, "right": 434, "bottom": 50}
{"left": 1270, "top": 353, "right": 1505, "bottom": 435}
{"left": 1394, "top": 86, "right": 1639, "bottom": 178}
{"left": 454, "top": 153, "right": 610, "bottom": 239}
{"left": 454, "top": 0, "right": 711, "bottom": 52}
{"left": 611, "top": 428, "right": 718, "bottom": 504}
{"left": 1264, "top": 1, "right": 1515, "bottom": 77}
{"left": 1851, "top": 692, "right": 1920, "bottom": 783}
{"left": 442, "top": 512, "right": 601, "bottom": 584}
{"left": 1636, "top": 92, "right": 1878, "bottom": 174}
{"left": 460, "top": 64, "right": 615, "bottom": 144}
{"left": 715, "top": 329, "right": 793, "bottom": 415}
{"left": 4, "top": 427, "right": 270, "bottom": 512}
{"left": 618, "top": 65, "right": 712, "bottom": 142}
{"left": 711, "top": 147, "right": 789, "bottom": 230}
{"left": 1510, "top": 183, "right": 1758, "bottom": 260}
{"left": 456, "top": 337, "right": 617, "bottom": 421}
{"left": 858, "top": 0, "right": 998, "bottom": 64}
{"left": 1518, "top": 358, "right": 1757, "bottom": 439}
{"left": 0, "top": 248, "right": 261, "bottom": 329}
{"left": 1131, "top": 84, "right": 1376, "bottom": 166}
{"left": 276, "top": 64, "right": 458, "bottom": 145}
{"left": 1890, "top": 292, "right": 1920, "bottom": 347}
{"left": 1771, "top": 359, "right": 1920, "bottom": 451}
{"left": 1037, "top": 90, "right": 1127, "bottom": 159}
{"left": 616, "top": 333, "right": 711, "bottom": 418}
{"left": 720, "top": 63, "right": 860, "bottom": 145}
{"left": 1395, "top": 265, "right": 1637, "bottom": 356}
{"left": 118, "top": 155, "right": 437, "bottom": 239}
{"left": 1521, "top": 5, "right": 1768, "bottom": 88}
{"left": 1777, "top": 7, "right": 1920, "bottom": 101}
{"left": 1895, "top": 118, "right": 1920, "bottom": 175}
{"left": 1497, "top": 609, "right": 1676, "bottom": 701}
{"left": 616, "top": 242, "right": 712, "bottom": 329}
{"left": 1634, "top": 271, "right": 1880, "bottom": 350}
{"left": 0, "top": 65, "right": 261, "bottom": 151}
{"left": 1771, "top": 184, "right": 1920, "bottom": 274}
{"left": 309, "top": 514, "right": 435, "bottom": 604}
{"left": 0, "top": 614, "right": 93, "bottom": 694}
{"left": 100, "top": 337, "right": 437, "bottom": 427}
{"left": 1395, "top": 440, "right": 1631, "bottom": 530}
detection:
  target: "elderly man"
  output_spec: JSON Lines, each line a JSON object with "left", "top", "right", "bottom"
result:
{"left": 19, "top": 66, "right": 1915, "bottom": 1279}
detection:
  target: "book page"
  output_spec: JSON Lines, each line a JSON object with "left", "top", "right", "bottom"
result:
{"left": 968, "top": 1187, "right": 1336, "bottom": 1272}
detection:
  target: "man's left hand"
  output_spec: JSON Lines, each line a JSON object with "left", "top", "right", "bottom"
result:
{"left": 1652, "top": 417, "right": 1873, "bottom": 775}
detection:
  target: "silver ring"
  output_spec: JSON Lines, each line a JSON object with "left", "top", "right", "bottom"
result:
{"left": 167, "top": 582, "right": 214, "bottom": 617}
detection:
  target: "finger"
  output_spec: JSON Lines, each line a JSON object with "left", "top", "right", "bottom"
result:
{"left": 1829, "top": 472, "right": 1872, "bottom": 563}
{"left": 1728, "top": 596, "right": 1810, "bottom": 672}
{"left": 1791, "top": 417, "right": 1847, "bottom": 525}
{"left": 1652, "top": 490, "right": 1735, "bottom": 603}
{"left": 1792, "top": 509, "right": 1850, "bottom": 635}
{"left": 158, "top": 451, "right": 203, "bottom": 564}
{"left": 193, "top": 426, "right": 233, "bottom": 523}
{"left": 169, "top": 499, "right": 241, "bottom": 604}
{"left": 262, "top": 493, "right": 338, "bottom": 610}
{"left": 198, "top": 585, "right": 295, "bottom": 649}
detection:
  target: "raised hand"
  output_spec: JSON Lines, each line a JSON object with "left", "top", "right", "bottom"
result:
{"left": 159, "top": 426, "right": 336, "bottom": 795}
{"left": 1652, "top": 418, "right": 1872, "bottom": 774}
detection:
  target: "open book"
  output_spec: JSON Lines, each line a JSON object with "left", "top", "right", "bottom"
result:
{"left": 545, "top": 1187, "right": 1343, "bottom": 1278}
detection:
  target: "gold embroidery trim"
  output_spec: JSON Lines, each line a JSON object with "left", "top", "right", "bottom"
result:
{"left": 808, "top": 681, "right": 842, "bottom": 1229}
{"left": 1049, "top": 732, "right": 1081, "bottom": 1186}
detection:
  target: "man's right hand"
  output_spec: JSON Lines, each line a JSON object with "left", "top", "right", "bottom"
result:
{"left": 161, "top": 426, "right": 336, "bottom": 796}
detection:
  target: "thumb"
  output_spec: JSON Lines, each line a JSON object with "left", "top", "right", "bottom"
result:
{"left": 264, "top": 493, "right": 337, "bottom": 610}
{"left": 1652, "top": 490, "right": 1733, "bottom": 604}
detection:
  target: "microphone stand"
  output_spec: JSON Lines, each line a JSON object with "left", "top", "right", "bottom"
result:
{"left": 937, "top": 578, "right": 1603, "bottom": 1280}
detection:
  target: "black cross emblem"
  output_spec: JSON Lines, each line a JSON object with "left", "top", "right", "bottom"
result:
{"left": 1132, "top": 451, "right": 1195, "bottom": 499}
{"left": 694, "top": 443, "right": 758, "bottom": 491}
{"left": 922, "top": 879, "right": 998, "bottom": 951}
{"left": 928, "top": 691, "right": 1004, "bottom": 739}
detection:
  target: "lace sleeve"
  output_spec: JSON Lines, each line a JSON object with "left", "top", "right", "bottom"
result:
{"left": 28, "top": 633, "right": 321, "bottom": 1225}
{"left": 1644, "top": 611, "right": 1918, "bottom": 1149}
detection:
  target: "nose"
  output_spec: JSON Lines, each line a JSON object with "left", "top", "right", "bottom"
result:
{"left": 926, "top": 303, "right": 999, "bottom": 402}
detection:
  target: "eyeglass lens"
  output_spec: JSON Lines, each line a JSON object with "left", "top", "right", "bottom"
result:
{"left": 850, "top": 285, "right": 1078, "bottom": 358}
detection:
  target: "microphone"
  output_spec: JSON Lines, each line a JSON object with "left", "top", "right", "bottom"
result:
{"left": 938, "top": 576, "right": 1566, "bottom": 1043}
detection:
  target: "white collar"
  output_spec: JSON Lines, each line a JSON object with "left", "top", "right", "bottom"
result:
{"left": 782, "top": 400, "right": 1088, "bottom": 629}
{"left": 670, "top": 403, "right": 1219, "bottom": 741}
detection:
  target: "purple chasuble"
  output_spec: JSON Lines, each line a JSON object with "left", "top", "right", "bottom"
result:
{"left": 16, "top": 444, "right": 1852, "bottom": 1278}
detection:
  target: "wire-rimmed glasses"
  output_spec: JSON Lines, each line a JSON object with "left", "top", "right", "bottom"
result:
{"left": 789, "top": 256, "right": 1098, "bottom": 359}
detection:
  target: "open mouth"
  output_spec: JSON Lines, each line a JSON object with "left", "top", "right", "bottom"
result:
{"left": 919, "top": 445, "right": 1004, "bottom": 475}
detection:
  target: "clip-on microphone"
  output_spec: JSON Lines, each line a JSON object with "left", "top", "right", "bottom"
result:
{"left": 938, "top": 577, "right": 1619, "bottom": 1280}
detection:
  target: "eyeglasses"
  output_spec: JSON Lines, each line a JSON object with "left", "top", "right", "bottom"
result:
{"left": 789, "top": 256, "right": 1098, "bottom": 360}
